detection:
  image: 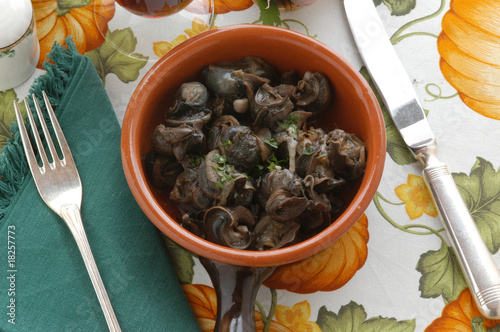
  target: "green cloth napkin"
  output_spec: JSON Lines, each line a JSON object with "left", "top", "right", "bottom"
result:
{"left": 0, "top": 41, "right": 200, "bottom": 331}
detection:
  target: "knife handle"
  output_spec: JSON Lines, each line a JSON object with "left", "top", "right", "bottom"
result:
{"left": 423, "top": 161, "right": 500, "bottom": 319}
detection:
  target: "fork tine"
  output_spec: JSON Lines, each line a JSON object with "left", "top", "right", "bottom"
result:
{"left": 14, "top": 102, "right": 40, "bottom": 173}
{"left": 32, "top": 93, "right": 60, "bottom": 167}
{"left": 22, "top": 97, "right": 51, "bottom": 171}
{"left": 42, "top": 91, "right": 73, "bottom": 166}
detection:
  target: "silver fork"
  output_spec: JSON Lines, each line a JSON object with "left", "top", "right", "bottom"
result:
{"left": 14, "top": 91, "right": 122, "bottom": 332}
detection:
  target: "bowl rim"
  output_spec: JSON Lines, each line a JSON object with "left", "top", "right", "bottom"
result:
{"left": 121, "top": 24, "right": 386, "bottom": 267}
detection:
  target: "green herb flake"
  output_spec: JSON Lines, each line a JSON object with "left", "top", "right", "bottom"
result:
{"left": 189, "top": 154, "right": 204, "bottom": 168}
{"left": 266, "top": 153, "right": 289, "bottom": 172}
{"left": 211, "top": 153, "right": 227, "bottom": 165}
{"left": 211, "top": 156, "right": 236, "bottom": 187}
{"left": 278, "top": 113, "right": 300, "bottom": 130}
{"left": 303, "top": 145, "right": 314, "bottom": 155}
{"left": 316, "top": 153, "right": 328, "bottom": 159}
{"left": 222, "top": 139, "right": 233, "bottom": 147}
{"left": 261, "top": 137, "right": 278, "bottom": 149}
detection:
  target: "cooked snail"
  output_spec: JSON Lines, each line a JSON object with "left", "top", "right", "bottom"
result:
{"left": 147, "top": 56, "right": 366, "bottom": 251}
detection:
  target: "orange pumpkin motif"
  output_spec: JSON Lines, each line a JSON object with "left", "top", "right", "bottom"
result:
{"left": 425, "top": 288, "right": 499, "bottom": 331}
{"left": 213, "top": 0, "right": 254, "bottom": 13}
{"left": 263, "top": 214, "right": 369, "bottom": 294}
{"left": 32, "top": 0, "right": 115, "bottom": 68}
{"left": 437, "top": 0, "right": 500, "bottom": 119}
{"left": 182, "top": 284, "right": 292, "bottom": 332}
{"left": 187, "top": 0, "right": 254, "bottom": 15}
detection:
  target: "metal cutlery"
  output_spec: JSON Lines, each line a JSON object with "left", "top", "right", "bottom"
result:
{"left": 14, "top": 91, "right": 122, "bottom": 331}
{"left": 344, "top": 0, "right": 500, "bottom": 319}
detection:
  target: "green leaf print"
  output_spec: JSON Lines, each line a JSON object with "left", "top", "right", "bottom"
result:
{"left": 316, "top": 302, "right": 415, "bottom": 332}
{"left": 416, "top": 241, "right": 467, "bottom": 303}
{"left": 255, "top": 0, "right": 281, "bottom": 26}
{"left": 0, "top": 90, "right": 26, "bottom": 152}
{"left": 316, "top": 302, "right": 367, "bottom": 331}
{"left": 381, "top": 0, "right": 416, "bottom": 16}
{"left": 453, "top": 158, "right": 500, "bottom": 254}
{"left": 363, "top": 316, "right": 416, "bottom": 332}
{"left": 85, "top": 28, "right": 148, "bottom": 85}
{"left": 162, "top": 235, "right": 196, "bottom": 285}
{"left": 359, "top": 67, "right": 416, "bottom": 165}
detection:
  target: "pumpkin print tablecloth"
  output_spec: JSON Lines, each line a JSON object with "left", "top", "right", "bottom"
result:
{"left": 3, "top": 0, "right": 500, "bottom": 331}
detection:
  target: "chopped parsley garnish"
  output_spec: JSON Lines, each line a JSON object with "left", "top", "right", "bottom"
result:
{"left": 266, "top": 153, "right": 289, "bottom": 172}
{"left": 222, "top": 139, "right": 233, "bottom": 147}
{"left": 235, "top": 70, "right": 244, "bottom": 80}
{"left": 316, "top": 153, "right": 328, "bottom": 159}
{"left": 211, "top": 152, "right": 228, "bottom": 164}
{"left": 189, "top": 154, "right": 205, "bottom": 168}
{"left": 212, "top": 164, "right": 234, "bottom": 186}
{"left": 303, "top": 145, "right": 314, "bottom": 155}
{"left": 261, "top": 137, "right": 278, "bottom": 149}
{"left": 277, "top": 113, "right": 300, "bottom": 130}
{"left": 210, "top": 152, "right": 235, "bottom": 188}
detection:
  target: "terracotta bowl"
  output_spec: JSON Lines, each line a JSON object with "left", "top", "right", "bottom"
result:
{"left": 121, "top": 24, "right": 385, "bottom": 266}
{"left": 121, "top": 24, "right": 385, "bottom": 331}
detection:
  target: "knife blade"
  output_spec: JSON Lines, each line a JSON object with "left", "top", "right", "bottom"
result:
{"left": 344, "top": 0, "right": 500, "bottom": 319}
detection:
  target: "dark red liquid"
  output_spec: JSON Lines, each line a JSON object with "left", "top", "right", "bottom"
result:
{"left": 116, "top": 0, "right": 193, "bottom": 17}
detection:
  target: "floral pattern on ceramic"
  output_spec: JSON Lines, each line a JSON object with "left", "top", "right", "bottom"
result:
{"left": 0, "top": 1, "right": 39, "bottom": 91}
{"left": 0, "top": 50, "right": 16, "bottom": 60}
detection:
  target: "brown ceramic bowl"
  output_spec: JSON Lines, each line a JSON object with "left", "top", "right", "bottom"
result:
{"left": 121, "top": 24, "right": 386, "bottom": 268}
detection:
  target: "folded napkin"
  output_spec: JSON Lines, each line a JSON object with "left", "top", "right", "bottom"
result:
{"left": 0, "top": 40, "right": 200, "bottom": 331}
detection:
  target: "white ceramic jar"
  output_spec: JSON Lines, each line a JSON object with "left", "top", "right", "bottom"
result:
{"left": 0, "top": 0, "right": 40, "bottom": 91}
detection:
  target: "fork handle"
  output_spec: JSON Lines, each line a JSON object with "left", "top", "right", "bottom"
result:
{"left": 422, "top": 161, "right": 500, "bottom": 319}
{"left": 61, "top": 203, "right": 122, "bottom": 332}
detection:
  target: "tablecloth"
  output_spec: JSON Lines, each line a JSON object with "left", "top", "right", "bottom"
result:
{"left": 2, "top": 0, "right": 500, "bottom": 331}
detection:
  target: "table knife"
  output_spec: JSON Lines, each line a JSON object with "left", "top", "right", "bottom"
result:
{"left": 343, "top": 0, "right": 500, "bottom": 319}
